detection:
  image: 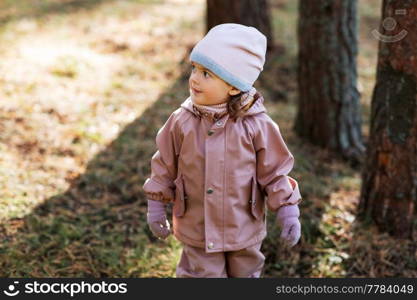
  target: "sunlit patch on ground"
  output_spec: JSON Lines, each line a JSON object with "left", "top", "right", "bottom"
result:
{"left": 0, "top": 0, "right": 204, "bottom": 223}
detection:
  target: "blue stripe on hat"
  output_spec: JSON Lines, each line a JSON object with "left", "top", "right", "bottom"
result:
{"left": 190, "top": 51, "right": 252, "bottom": 92}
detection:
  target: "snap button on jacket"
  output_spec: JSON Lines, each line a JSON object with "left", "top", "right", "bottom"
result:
{"left": 143, "top": 95, "right": 302, "bottom": 253}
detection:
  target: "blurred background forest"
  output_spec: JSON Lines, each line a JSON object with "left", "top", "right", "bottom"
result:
{"left": 0, "top": 0, "right": 416, "bottom": 277}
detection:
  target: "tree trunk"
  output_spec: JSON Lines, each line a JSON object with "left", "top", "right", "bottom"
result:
{"left": 359, "top": 0, "right": 417, "bottom": 238}
{"left": 206, "top": 0, "right": 273, "bottom": 50}
{"left": 295, "top": 0, "right": 364, "bottom": 165}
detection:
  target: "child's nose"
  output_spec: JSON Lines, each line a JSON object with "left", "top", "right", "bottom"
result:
{"left": 189, "top": 72, "right": 198, "bottom": 85}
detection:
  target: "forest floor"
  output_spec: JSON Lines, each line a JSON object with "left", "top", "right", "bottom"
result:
{"left": 0, "top": 0, "right": 416, "bottom": 277}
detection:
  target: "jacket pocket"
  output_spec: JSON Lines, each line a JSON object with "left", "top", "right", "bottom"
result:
{"left": 249, "top": 176, "right": 264, "bottom": 220}
{"left": 173, "top": 174, "right": 187, "bottom": 217}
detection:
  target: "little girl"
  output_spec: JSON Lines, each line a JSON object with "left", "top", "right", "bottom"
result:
{"left": 143, "top": 23, "right": 302, "bottom": 278}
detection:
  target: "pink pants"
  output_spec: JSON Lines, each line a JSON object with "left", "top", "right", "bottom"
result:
{"left": 175, "top": 241, "right": 265, "bottom": 278}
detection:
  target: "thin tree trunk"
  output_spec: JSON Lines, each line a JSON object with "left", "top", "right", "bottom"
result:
{"left": 295, "top": 0, "right": 364, "bottom": 165}
{"left": 206, "top": 0, "right": 273, "bottom": 51}
{"left": 359, "top": 0, "right": 417, "bottom": 238}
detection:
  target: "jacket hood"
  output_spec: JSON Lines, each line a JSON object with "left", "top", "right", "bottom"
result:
{"left": 180, "top": 93, "right": 266, "bottom": 119}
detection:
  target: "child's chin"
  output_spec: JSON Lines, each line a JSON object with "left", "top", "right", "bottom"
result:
{"left": 191, "top": 96, "right": 205, "bottom": 105}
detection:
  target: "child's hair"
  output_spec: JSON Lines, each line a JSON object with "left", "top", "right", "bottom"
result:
{"left": 227, "top": 91, "right": 261, "bottom": 122}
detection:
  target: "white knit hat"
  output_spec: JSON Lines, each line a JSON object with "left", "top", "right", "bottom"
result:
{"left": 190, "top": 23, "right": 267, "bottom": 92}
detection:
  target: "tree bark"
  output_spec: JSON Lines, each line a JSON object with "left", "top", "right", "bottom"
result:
{"left": 206, "top": 0, "right": 273, "bottom": 50}
{"left": 295, "top": 0, "right": 365, "bottom": 165}
{"left": 359, "top": 0, "right": 417, "bottom": 238}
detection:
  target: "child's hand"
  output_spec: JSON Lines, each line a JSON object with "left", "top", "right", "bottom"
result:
{"left": 276, "top": 205, "right": 301, "bottom": 247}
{"left": 147, "top": 199, "right": 171, "bottom": 240}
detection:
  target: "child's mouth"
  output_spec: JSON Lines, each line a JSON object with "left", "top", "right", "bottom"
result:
{"left": 191, "top": 87, "right": 202, "bottom": 95}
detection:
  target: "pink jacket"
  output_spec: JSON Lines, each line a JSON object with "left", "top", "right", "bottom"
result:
{"left": 143, "top": 94, "right": 302, "bottom": 253}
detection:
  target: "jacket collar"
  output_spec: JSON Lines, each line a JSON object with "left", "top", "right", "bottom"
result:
{"left": 180, "top": 93, "right": 266, "bottom": 121}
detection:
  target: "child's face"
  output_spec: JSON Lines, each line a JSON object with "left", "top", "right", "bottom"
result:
{"left": 189, "top": 62, "right": 240, "bottom": 105}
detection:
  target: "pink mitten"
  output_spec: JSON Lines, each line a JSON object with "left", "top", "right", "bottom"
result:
{"left": 276, "top": 204, "right": 301, "bottom": 247}
{"left": 147, "top": 199, "right": 171, "bottom": 239}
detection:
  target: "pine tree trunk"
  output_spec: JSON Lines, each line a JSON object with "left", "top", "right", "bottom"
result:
{"left": 206, "top": 0, "right": 273, "bottom": 50}
{"left": 295, "top": 0, "right": 364, "bottom": 165}
{"left": 359, "top": 0, "right": 417, "bottom": 238}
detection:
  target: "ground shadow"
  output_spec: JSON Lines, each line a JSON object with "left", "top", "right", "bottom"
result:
{"left": 0, "top": 0, "right": 162, "bottom": 26}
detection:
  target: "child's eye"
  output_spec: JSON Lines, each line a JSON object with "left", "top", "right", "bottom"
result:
{"left": 190, "top": 65, "right": 209, "bottom": 78}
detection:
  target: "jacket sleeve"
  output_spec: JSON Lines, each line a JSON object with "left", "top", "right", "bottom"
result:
{"left": 252, "top": 115, "right": 302, "bottom": 212}
{"left": 143, "top": 111, "right": 182, "bottom": 204}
